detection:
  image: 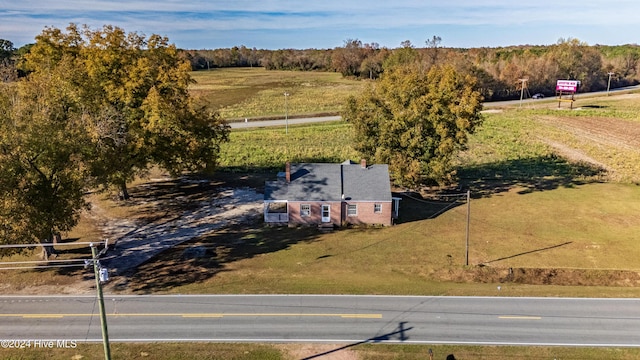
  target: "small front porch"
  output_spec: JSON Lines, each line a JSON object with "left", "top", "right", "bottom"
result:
{"left": 264, "top": 201, "right": 288, "bottom": 224}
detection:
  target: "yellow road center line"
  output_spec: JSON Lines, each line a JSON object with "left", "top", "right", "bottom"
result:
{"left": 182, "top": 313, "right": 382, "bottom": 318}
{"left": 341, "top": 314, "right": 383, "bottom": 319}
{"left": 182, "top": 314, "right": 224, "bottom": 318}
{"left": 499, "top": 316, "right": 541, "bottom": 320}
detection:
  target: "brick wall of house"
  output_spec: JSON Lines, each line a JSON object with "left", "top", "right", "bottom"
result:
{"left": 342, "top": 201, "right": 392, "bottom": 226}
{"left": 288, "top": 201, "right": 341, "bottom": 226}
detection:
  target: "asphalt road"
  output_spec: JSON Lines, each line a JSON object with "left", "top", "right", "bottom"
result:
{"left": 229, "top": 115, "right": 341, "bottom": 129}
{"left": 228, "top": 86, "right": 640, "bottom": 129}
{"left": 1, "top": 295, "right": 639, "bottom": 347}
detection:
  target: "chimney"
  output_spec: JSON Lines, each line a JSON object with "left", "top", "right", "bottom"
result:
{"left": 360, "top": 158, "right": 367, "bottom": 169}
{"left": 285, "top": 161, "right": 291, "bottom": 183}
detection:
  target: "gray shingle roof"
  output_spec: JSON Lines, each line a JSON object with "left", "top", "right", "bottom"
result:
{"left": 343, "top": 164, "right": 391, "bottom": 201}
{"left": 264, "top": 162, "right": 391, "bottom": 202}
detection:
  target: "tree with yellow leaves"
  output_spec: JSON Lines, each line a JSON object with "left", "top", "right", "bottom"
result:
{"left": 22, "top": 24, "right": 230, "bottom": 199}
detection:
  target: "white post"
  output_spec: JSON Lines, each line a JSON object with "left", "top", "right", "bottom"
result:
{"left": 284, "top": 92, "right": 290, "bottom": 134}
{"left": 518, "top": 78, "right": 528, "bottom": 108}
{"left": 465, "top": 190, "right": 470, "bottom": 266}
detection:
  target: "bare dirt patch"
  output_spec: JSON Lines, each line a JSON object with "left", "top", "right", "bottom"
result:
{"left": 278, "top": 343, "right": 359, "bottom": 360}
{"left": 539, "top": 115, "right": 640, "bottom": 150}
{"left": 535, "top": 113, "right": 640, "bottom": 182}
{"left": 99, "top": 185, "right": 263, "bottom": 276}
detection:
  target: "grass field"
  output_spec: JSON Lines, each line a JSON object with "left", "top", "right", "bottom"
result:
{"left": 189, "top": 68, "right": 365, "bottom": 120}
{"left": 218, "top": 121, "right": 359, "bottom": 171}
{"left": 5, "top": 79, "right": 640, "bottom": 297}
{"left": 2, "top": 342, "right": 640, "bottom": 360}
{"left": 110, "top": 91, "right": 640, "bottom": 298}
{"left": 4, "top": 70, "right": 640, "bottom": 359}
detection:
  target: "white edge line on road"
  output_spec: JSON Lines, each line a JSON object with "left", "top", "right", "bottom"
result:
{"left": 41, "top": 338, "right": 640, "bottom": 348}
{"left": 1, "top": 294, "right": 639, "bottom": 302}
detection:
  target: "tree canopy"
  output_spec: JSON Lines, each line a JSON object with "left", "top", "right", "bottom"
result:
{"left": 21, "top": 24, "right": 230, "bottom": 199}
{"left": 183, "top": 37, "right": 639, "bottom": 101}
{"left": 343, "top": 62, "right": 483, "bottom": 188}
{"left": 0, "top": 60, "right": 90, "bottom": 256}
{"left": 0, "top": 24, "right": 229, "bottom": 255}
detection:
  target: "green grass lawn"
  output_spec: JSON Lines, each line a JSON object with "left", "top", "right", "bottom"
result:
{"left": 218, "top": 121, "right": 359, "bottom": 171}
{"left": 131, "top": 181, "right": 640, "bottom": 298}
{"left": 5, "top": 72, "right": 640, "bottom": 359}
{"left": 114, "top": 93, "right": 640, "bottom": 298}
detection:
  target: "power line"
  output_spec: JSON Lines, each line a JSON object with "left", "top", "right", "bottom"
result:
{"left": 0, "top": 241, "right": 105, "bottom": 249}
{"left": 0, "top": 259, "right": 88, "bottom": 265}
{"left": 400, "top": 191, "right": 467, "bottom": 204}
{"left": 0, "top": 263, "right": 88, "bottom": 271}
{"left": 0, "top": 241, "right": 113, "bottom": 359}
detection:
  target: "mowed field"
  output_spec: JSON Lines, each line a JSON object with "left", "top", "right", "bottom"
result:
{"left": 189, "top": 67, "right": 366, "bottom": 120}
{"left": 5, "top": 69, "right": 640, "bottom": 297}
{"left": 4, "top": 68, "right": 640, "bottom": 360}
{"left": 124, "top": 91, "right": 640, "bottom": 298}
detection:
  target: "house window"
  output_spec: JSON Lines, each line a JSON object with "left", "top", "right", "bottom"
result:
{"left": 347, "top": 204, "right": 357, "bottom": 216}
{"left": 300, "top": 204, "right": 311, "bottom": 217}
{"left": 374, "top": 203, "right": 382, "bottom": 213}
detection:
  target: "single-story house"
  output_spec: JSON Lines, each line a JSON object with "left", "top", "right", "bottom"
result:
{"left": 264, "top": 159, "right": 400, "bottom": 227}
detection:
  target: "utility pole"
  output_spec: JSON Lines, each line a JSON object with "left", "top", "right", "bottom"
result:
{"left": 91, "top": 243, "right": 111, "bottom": 360}
{"left": 518, "top": 78, "right": 528, "bottom": 108}
{"left": 284, "top": 92, "right": 290, "bottom": 134}
{"left": 607, "top": 72, "right": 615, "bottom": 96}
{"left": 0, "top": 242, "right": 111, "bottom": 358}
{"left": 465, "top": 190, "right": 470, "bottom": 266}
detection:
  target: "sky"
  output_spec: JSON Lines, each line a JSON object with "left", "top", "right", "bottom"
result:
{"left": 2, "top": 1, "right": 640, "bottom": 50}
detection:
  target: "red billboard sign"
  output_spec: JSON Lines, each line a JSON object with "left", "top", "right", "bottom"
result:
{"left": 556, "top": 80, "right": 580, "bottom": 92}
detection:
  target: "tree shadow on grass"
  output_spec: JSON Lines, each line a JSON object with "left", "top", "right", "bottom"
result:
{"left": 115, "top": 225, "right": 322, "bottom": 294}
{"left": 481, "top": 241, "right": 573, "bottom": 266}
{"left": 458, "top": 154, "right": 607, "bottom": 198}
{"left": 48, "top": 171, "right": 275, "bottom": 282}
{"left": 394, "top": 192, "right": 466, "bottom": 224}
{"left": 395, "top": 154, "right": 607, "bottom": 224}
{"left": 113, "top": 169, "right": 275, "bottom": 225}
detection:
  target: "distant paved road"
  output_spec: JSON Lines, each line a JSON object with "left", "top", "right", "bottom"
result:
{"left": 1, "top": 295, "right": 640, "bottom": 347}
{"left": 229, "top": 115, "right": 341, "bottom": 129}
{"left": 230, "top": 87, "right": 640, "bottom": 129}
{"left": 483, "top": 84, "right": 640, "bottom": 108}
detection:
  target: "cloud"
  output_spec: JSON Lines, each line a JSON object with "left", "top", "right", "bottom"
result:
{"left": 2, "top": 0, "right": 640, "bottom": 48}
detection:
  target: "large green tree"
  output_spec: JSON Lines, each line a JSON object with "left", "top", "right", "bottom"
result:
{"left": 22, "top": 24, "right": 230, "bottom": 199}
{"left": 0, "top": 24, "right": 230, "bottom": 258}
{"left": 343, "top": 63, "right": 483, "bottom": 187}
{"left": 0, "top": 59, "right": 90, "bottom": 258}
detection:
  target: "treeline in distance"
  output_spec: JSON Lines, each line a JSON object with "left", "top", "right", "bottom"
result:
{"left": 3, "top": 36, "right": 640, "bottom": 101}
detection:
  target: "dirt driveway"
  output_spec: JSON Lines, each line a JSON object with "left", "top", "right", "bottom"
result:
{"left": 97, "top": 184, "right": 264, "bottom": 276}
